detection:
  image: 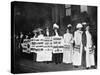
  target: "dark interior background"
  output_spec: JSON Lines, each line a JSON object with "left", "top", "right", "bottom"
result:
{"left": 11, "top": 2, "right": 97, "bottom": 73}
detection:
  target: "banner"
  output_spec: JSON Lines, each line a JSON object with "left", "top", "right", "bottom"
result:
{"left": 29, "top": 38, "right": 38, "bottom": 52}
{"left": 52, "top": 36, "right": 64, "bottom": 53}
{"left": 44, "top": 37, "right": 52, "bottom": 51}
{"left": 30, "top": 38, "right": 44, "bottom": 52}
{"left": 22, "top": 36, "right": 64, "bottom": 53}
{"left": 21, "top": 39, "right": 30, "bottom": 53}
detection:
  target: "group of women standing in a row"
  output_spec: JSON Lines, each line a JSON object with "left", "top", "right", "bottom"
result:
{"left": 18, "top": 22, "right": 96, "bottom": 69}
{"left": 62, "top": 22, "right": 95, "bottom": 69}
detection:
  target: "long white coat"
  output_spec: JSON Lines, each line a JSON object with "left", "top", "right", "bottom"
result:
{"left": 73, "top": 30, "right": 83, "bottom": 66}
{"left": 63, "top": 33, "right": 73, "bottom": 64}
{"left": 85, "top": 31, "right": 95, "bottom": 67}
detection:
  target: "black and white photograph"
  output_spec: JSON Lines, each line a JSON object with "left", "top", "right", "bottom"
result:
{"left": 11, "top": 1, "right": 97, "bottom": 74}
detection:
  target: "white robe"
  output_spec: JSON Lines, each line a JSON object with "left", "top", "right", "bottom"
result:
{"left": 72, "top": 30, "right": 83, "bottom": 66}
{"left": 63, "top": 33, "right": 73, "bottom": 64}
{"left": 85, "top": 31, "right": 95, "bottom": 67}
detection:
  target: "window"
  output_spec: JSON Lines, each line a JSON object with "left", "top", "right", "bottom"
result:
{"left": 80, "top": 5, "right": 88, "bottom": 12}
{"left": 65, "top": 5, "right": 71, "bottom": 16}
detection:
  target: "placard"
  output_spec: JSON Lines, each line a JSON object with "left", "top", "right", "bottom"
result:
{"left": 30, "top": 38, "right": 44, "bottom": 52}
{"left": 21, "top": 39, "right": 30, "bottom": 53}
{"left": 52, "top": 36, "right": 64, "bottom": 53}
{"left": 44, "top": 37, "right": 53, "bottom": 51}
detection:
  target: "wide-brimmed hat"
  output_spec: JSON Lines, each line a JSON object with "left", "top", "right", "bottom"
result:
{"left": 82, "top": 22, "right": 87, "bottom": 25}
{"left": 67, "top": 24, "right": 72, "bottom": 28}
{"left": 53, "top": 23, "right": 59, "bottom": 29}
{"left": 76, "top": 23, "right": 83, "bottom": 28}
{"left": 33, "top": 29, "right": 38, "bottom": 33}
{"left": 37, "top": 28, "right": 43, "bottom": 32}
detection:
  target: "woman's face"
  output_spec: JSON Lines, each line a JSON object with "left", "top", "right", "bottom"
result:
{"left": 39, "top": 31, "right": 42, "bottom": 34}
{"left": 66, "top": 29, "right": 69, "bottom": 33}
{"left": 86, "top": 26, "right": 89, "bottom": 31}
{"left": 78, "top": 28, "right": 82, "bottom": 31}
{"left": 26, "top": 35, "right": 28, "bottom": 38}
{"left": 54, "top": 29, "right": 57, "bottom": 32}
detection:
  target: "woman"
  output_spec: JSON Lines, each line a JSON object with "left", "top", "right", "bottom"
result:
{"left": 84, "top": 25, "right": 95, "bottom": 69}
{"left": 63, "top": 24, "right": 73, "bottom": 64}
{"left": 72, "top": 23, "right": 83, "bottom": 67}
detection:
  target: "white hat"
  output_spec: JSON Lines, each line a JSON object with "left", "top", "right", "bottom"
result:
{"left": 33, "top": 29, "right": 38, "bottom": 33}
{"left": 76, "top": 23, "right": 83, "bottom": 28}
{"left": 82, "top": 22, "right": 87, "bottom": 25}
{"left": 37, "top": 28, "right": 43, "bottom": 32}
{"left": 67, "top": 24, "right": 72, "bottom": 27}
{"left": 53, "top": 23, "right": 59, "bottom": 29}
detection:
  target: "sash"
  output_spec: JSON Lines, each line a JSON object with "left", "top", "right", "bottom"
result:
{"left": 89, "top": 47, "right": 95, "bottom": 54}
{"left": 64, "top": 45, "right": 70, "bottom": 50}
{"left": 74, "top": 45, "right": 80, "bottom": 53}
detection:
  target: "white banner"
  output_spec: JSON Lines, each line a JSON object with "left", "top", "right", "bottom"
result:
{"left": 52, "top": 36, "right": 64, "bottom": 53}
{"left": 22, "top": 36, "right": 64, "bottom": 53}
{"left": 30, "top": 38, "right": 44, "bottom": 52}
{"left": 21, "top": 39, "right": 30, "bottom": 53}
{"left": 44, "top": 37, "right": 53, "bottom": 51}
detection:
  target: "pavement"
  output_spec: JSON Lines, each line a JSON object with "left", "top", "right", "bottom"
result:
{"left": 14, "top": 53, "right": 87, "bottom": 74}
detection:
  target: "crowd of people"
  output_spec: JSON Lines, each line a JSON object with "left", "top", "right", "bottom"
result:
{"left": 15, "top": 22, "right": 96, "bottom": 69}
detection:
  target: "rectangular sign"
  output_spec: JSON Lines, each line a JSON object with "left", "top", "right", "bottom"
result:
{"left": 52, "top": 36, "right": 64, "bottom": 53}
{"left": 44, "top": 37, "right": 52, "bottom": 51}
{"left": 22, "top": 36, "right": 64, "bottom": 53}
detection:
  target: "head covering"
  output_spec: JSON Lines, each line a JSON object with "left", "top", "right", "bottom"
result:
{"left": 67, "top": 24, "right": 72, "bottom": 28}
{"left": 37, "top": 28, "right": 43, "bottom": 32}
{"left": 53, "top": 23, "right": 59, "bottom": 29}
{"left": 25, "top": 35, "right": 28, "bottom": 38}
{"left": 82, "top": 22, "right": 87, "bottom": 25}
{"left": 76, "top": 23, "right": 83, "bottom": 28}
{"left": 33, "top": 29, "right": 38, "bottom": 33}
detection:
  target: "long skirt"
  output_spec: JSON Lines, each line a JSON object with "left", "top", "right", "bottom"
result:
{"left": 85, "top": 48, "right": 95, "bottom": 67}
{"left": 72, "top": 45, "right": 83, "bottom": 66}
{"left": 63, "top": 45, "right": 73, "bottom": 64}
